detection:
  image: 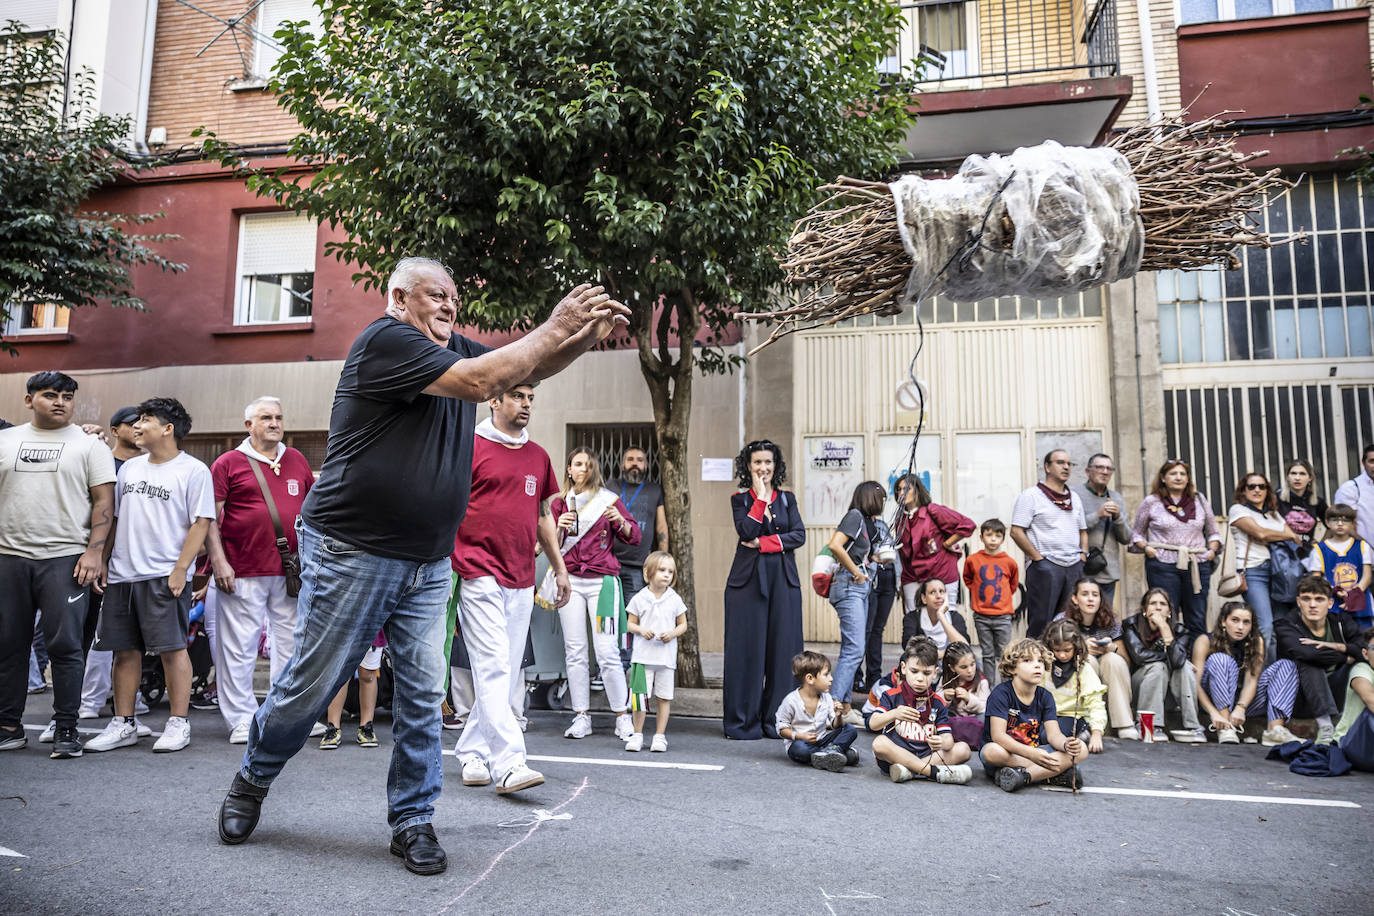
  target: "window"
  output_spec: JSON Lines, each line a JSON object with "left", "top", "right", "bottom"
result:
{"left": 1178, "top": 0, "right": 1356, "bottom": 25}
{"left": 1156, "top": 173, "right": 1373, "bottom": 364}
{"left": 3, "top": 303, "right": 70, "bottom": 335}
{"left": 234, "top": 211, "right": 317, "bottom": 325}
{"left": 880, "top": 1, "right": 975, "bottom": 81}
{"left": 253, "top": 0, "right": 322, "bottom": 78}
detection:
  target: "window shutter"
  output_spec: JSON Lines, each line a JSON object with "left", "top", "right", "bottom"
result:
{"left": 239, "top": 212, "right": 317, "bottom": 276}
{"left": 8, "top": 2, "right": 59, "bottom": 33}
{"left": 253, "top": 0, "right": 322, "bottom": 76}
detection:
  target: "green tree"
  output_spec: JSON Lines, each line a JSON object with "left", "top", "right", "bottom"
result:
{"left": 0, "top": 21, "right": 183, "bottom": 352}
{"left": 202, "top": 0, "right": 914, "bottom": 685}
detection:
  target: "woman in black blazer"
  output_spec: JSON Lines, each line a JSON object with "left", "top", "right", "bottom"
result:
{"left": 723, "top": 440, "right": 807, "bottom": 739}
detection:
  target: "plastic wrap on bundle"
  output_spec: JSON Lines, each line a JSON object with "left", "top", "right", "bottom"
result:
{"left": 890, "top": 141, "right": 1144, "bottom": 304}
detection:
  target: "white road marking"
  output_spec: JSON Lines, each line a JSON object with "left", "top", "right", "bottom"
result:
{"left": 442, "top": 749, "right": 723, "bottom": 771}
{"left": 0, "top": 845, "right": 28, "bottom": 858}
{"left": 1044, "top": 786, "right": 1360, "bottom": 808}
{"left": 22, "top": 723, "right": 163, "bottom": 738}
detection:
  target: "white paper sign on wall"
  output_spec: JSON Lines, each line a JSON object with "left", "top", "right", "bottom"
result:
{"left": 803, "top": 436, "right": 865, "bottom": 528}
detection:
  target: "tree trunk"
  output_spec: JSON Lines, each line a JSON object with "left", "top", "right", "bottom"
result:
{"left": 633, "top": 290, "right": 706, "bottom": 688}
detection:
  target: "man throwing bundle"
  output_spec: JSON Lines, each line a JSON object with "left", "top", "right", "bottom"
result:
{"left": 452, "top": 382, "right": 568, "bottom": 795}
{"left": 216, "top": 257, "right": 628, "bottom": 876}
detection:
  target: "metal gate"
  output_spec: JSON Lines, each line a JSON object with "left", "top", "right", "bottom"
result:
{"left": 564, "top": 422, "right": 660, "bottom": 484}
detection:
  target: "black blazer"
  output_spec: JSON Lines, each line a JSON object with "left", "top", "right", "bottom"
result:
{"left": 726, "top": 489, "right": 807, "bottom": 590}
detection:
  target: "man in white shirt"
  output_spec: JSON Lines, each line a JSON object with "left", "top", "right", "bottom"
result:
{"left": 0, "top": 372, "right": 116, "bottom": 759}
{"left": 1334, "top": 444, "right": 1374, "bottom": 546}
{"left": 1010, "top": 450, "right": 1088, "bottom": 639}
{"left": 85, "top": 398, "right": 214, "bottom": 755}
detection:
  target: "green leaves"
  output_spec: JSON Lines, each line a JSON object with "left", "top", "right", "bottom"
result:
{"left": 200, "top": 0, "right": 913, "bottom": 349}
{"left": 0, "top": 20, "right": 184, "bottom": 352}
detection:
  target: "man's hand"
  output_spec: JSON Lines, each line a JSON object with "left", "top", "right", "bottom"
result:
{"left": 168, "top": 566, "right": 188, "bottom": 597}
{"left": 554, "top": 569, "right": 571, "bottom": 608}
{"left": 74, "top": 548, "right": 105, "bottom": 588}
{"left": 550, "top": 284, "right": 630, "bottom": 342}
{"left": 214, "top": 562, "right": 236, "bottom": 595}
{"left": 1098, "top": 499, "right": 1120, "bottom": 519}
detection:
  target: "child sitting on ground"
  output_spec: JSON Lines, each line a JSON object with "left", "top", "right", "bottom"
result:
{"left": 624, "top": 551, "right": 688, "bottom": 752}
{"left": 980, "top": 638, "right": 1088, "bottom": 792}
{"left": 1306, "top": 503, "right": 1372, "bottom": 624}
{"left": 860, "top": 635, "right": 925, "bottom": 728}
{"left": 939, "top": 641, "right": 989, "bottom": 749}
{"left": 1042, "top": 619, "right": 1108, "bottom": 754}
{"left": 869, "top": 637, "right": 973, "bottom": 784}
{"left": 320, "top": 630, "right": 385, "bottom": 750}
{"left": 776, "top": 650, "right": 859, "bottom": 772}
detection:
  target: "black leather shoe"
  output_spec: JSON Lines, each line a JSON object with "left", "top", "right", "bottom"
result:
{"left": 218, "top": 774, "right": 268, "bottom": 845}
{"left": 389, "top": 824, "right": 447, "bottom": 875}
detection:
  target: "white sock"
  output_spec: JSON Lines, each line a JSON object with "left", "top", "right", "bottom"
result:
{"left": 1315, "top": 715, "right": 1333, "bottom": 730}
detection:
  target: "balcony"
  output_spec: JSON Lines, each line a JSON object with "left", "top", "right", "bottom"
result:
{"left": 887, "top": 0, "right": 1133, "bottom": 166}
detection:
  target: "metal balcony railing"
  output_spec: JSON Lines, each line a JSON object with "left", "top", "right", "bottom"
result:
{"left": 880, "top": 0, "right": 1120, "bottom": 88}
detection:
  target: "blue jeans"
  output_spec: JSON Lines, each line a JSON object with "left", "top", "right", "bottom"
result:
{"left": 1241, "top": 560, "right": 1275, "bottom": 652}
{"left": 240, "top": 520, "right": 451, "bottom": 833}
{"left": 828, "top": 569, "right": 871, "bottom": 707}
{"left": 786, "top": 722, "right": 858, "bottom": 764}
{"left": 1144, "top": 556, "right": 1213, "bottom": 638}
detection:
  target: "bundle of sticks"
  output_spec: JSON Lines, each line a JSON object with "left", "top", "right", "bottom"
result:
{"left": 740, "top": 115, "right": 1300, "bottom": 354}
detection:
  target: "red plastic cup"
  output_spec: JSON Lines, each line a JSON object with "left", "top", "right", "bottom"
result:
{"left": 1140, "top": 711, "right": 1155, "bottom": 742}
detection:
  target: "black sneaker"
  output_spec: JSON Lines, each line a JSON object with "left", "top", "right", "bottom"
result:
{"left": 0, "top": 726, "right": 26, "bottom": 751}
{"left": 190, "top": 691, "right": 219, "bottom": 710}
{"left": 844, "top": 746, "right": 860, "bottom": 767}
{"left": 995, "top": 766, "right": 1032, "bottom": 793}
{"left": 1045, "top": 766, "right": 1084, "bottom": 790}
{"left": 50, "top": 725, "right": 83, "bottom": 759}
{"left": 809, "top": 749, "right": 847, "bottom": 772}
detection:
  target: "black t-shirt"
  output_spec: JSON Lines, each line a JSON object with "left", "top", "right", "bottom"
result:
{"left": 301, "top": 317, "right": 492, "bottom": 561}
{"left": 608, "top": 477, "right": 664, "bottom": 568}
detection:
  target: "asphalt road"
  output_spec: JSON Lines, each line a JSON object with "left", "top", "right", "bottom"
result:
{"left": 2, "top": 697, "right": 1370, "bottom": 916}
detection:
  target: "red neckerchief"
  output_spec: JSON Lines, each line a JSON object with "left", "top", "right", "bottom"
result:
{"left": 1164, "top": 491, "right": 1196, "bottom": 521}
{"left": 1037, "top": 482, "right": 1073, "bottom": 512}
{"left": 899, "top": 681, "right": 931, "bottom": 711}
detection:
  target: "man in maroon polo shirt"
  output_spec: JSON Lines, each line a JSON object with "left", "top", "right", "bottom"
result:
{"left": 206, "top": 397, "right": 314, "bottom": 744}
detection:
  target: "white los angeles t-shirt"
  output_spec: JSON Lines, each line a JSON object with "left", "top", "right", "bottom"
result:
{"left": 108, "top": 452, "right": 215, "bottom": 583}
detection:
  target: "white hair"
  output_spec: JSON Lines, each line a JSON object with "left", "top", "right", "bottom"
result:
{"left": 386, "top": 257, "right": 451, "bottom": 301}
{"left": 244, "top": 396, "right": 283, "bottom": 421}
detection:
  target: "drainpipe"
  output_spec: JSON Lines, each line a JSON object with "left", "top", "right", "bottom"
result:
{"left": 737, "top": 340, "right": 746, "bottom": 452}
{"left": 133, "top": 0, "right": 158, "bottom": 152}
{"left": 1135, "top": 0, "right": 1162, "bottom": 121}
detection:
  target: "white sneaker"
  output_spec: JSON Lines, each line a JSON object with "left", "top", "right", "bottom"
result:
{"left": 77, "top": 706, "right": 100, "bottom": 720}
{"left": 461, "top": 757, "right": 492, "bottom": 787}
{"left": 1262, "top": 724, "right": 1301, "bottom": 747}
{"left": 650, "top": 734, "right": 668, "bottom": 753}
{"left": 134, "top": 718, "right": 152, "bottom": 738}
{"left": 1151, "top": 728, "right": 1171, "bottom": 742}
{"left": 1217, "top": 726, "right": 1240, "bottom": 744}
{"left": 228, "top": 722, "right": 251, "bottom": 745}
{"left": 153, "top": 717, "right": 190, "bottom": 753}
{"left": 933, "top": 763, "right": 974, "bottom": 785}
{"left": 1170, "top": 727, "right": 1207, "bottom": 744}
{"left": 614, "top": 713, "right": 634, "bottom": 740}
{"left": 133, "top": 697, "right": 149, "bottom": 716}
{"left": 564, "top": 713, "right": 592, "bottom": 739}
{"left": 624, "top": 733, "right": 644, "bottom": 752}
{"left": 39, "top": 720, "right": 56, "bottom": 743}
{"left": 309, "top": 721, "right": 327, "bottom": 738}
{"left": 496, "top": 762, "right": 545, "bottom": 795}
{"left": 85, "top": 718, "right": 138, "bottom": 752}
{"left": 1116, "top": 726, "right": 1140, "bottom": 740}
{"left": 889, "top": 763, "right": 915, "bottom": 783}
{"left": 1315, "top": 724, "right": 1336, "bottom": 746}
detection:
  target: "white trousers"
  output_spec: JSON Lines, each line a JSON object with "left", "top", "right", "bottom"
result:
{"left": 212, "top": 576, "right": 298, "bottom": 729}
{"left": 558, "top": 575, "right": 628, "bottom": 714}
{"left": 455, "top": 577, "right": 532, "bottom": 777}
